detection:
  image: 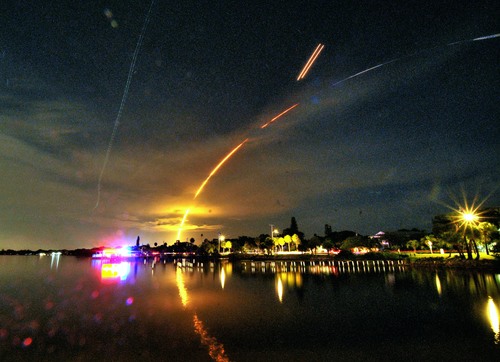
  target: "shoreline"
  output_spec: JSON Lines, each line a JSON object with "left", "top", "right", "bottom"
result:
{"left": 227, "top": 253, "right": 500, "bottom": 272}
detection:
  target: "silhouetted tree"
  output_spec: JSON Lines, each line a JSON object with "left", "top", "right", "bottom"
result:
{"left": 283, "top": 216, "right": 304, "bottom": 240}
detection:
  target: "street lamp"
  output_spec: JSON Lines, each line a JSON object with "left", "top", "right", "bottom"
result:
{"left": 269, "top": 225, "right": 279, "bottom": 253}
{"left": 457, "top": 207, "right": 481, "bottom": 259}
{"left": 269, "top": 224, "right": 279, "bottom": 240}
{"left": 218, "top": 233, "right": 225, "bottom": 254}
{"left": 458, "top": 208, "right": 480, "bottom": 231}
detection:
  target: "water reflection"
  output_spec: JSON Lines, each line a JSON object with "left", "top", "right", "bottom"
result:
{"left": 175, "top": 260, "right": 228, "bottom": 361}
{"left": 176, "top": 266, "right": 189, "bottom": 307}
{"left": 220, "top": 268, "right": 226, "bottom": 289}
{"left": 2, "top": 256, "right": 499, "bottom": 360}
{"left": 435, "top": 273, "right": 442, "bottom": 296}
{"left": 276, "top": 275, "right": 283, "bottom": 303}
{"left": 100, "top": 262, "right": 131, "bottom": 283}
{"left": 241, "top": 259, "right": 407, "bottom": 275}
{"left": 193, "top": 314, "right": 230, "bottom": 362}
{"left": 50, "top": 252, "right": 61, "bottom": 269}
{"left": 92, "top": 260, "right": 132, "bottom": 283}
{"left": 487, "top": 297, "right": 500, "bottom": 344}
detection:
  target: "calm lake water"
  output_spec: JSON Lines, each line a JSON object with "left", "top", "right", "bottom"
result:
{"left": 0, "top": 255, "right": 499, "bottom": 361}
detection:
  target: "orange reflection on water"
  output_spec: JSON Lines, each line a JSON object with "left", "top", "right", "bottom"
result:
{"left": 176, "top": 267, "right": 189, "bottom": 307}
{"left": 193, "top": 313, "right": 229, "bottom": 362}
{"left": 276, "top": 275, "right": 283, "bottom": 303}
{"left": 220, "top": 267, "right": 226, "bottom": 289}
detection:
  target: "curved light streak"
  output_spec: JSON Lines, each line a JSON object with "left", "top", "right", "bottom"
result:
{"left": 177, "top": 102, "right": 300, "bottom": 241}
{"left": 194, "top": 139, "right": 249, "bottom": 199}
{"left": 175, "top": 33, "right": 498, "bottom": 241}
{"left": 175, "top": 139, "right": 248, "bottom": 240}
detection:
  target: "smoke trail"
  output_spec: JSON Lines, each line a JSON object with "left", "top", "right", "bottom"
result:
{"left": 472, "top": 33, "right": 500, "bottom": 41}
{"left": 448, "top": 33, "right": 500, "bottom": 45}
{"left": 331, "top": 58, "right": 400, "bottom": 87}
{"left": 331, "top": 33, "right": 499, "bottom": 89}
{"left": 94, "top": 0, "right": 156, "bottom": 210}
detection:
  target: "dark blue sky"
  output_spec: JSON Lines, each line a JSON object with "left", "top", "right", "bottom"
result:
{"left": 1, "top": 0, "right": 498, "bottom": 249}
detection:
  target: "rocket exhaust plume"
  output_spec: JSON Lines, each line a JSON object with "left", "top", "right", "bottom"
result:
{"left": 194, "top": 138, "right": 249, "bottom": 199}
{"left": 176, "top": 208, "right": 190, "bottom": 241}
{"left": 261, "top": 103, "right": 299, "bottom": 129}
{"left": 177, "top": 102, "right": 299, "bottom": 240}
{"left": 297, "top": 43, "right": 324, "bottom": 81}
{"left": 176, "top": 139, "right": 248, "bottom": 240}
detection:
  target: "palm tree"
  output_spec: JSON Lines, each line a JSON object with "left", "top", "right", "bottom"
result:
{"left": 284, "top": 235, "right": 292, "bottom": 251}
{"left": 422, "top": 235, "right": 437, "bottom": 254}
{"left": 278, "top": 237, "right": 285, "bottom": 252}
{"left": 406, "top": 239, "right": 419, "bottom": 254}
{"left": 477, "top": 222, "right": 497, "bottom": 255}
{"left": 292, "top": 234, "right": 301, "bottom": 251}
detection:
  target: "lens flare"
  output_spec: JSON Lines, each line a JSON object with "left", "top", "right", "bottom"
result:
{"left": 444, "top": 189, "right": 492, "bottom": 234}
{"left": 297, "top": 43, "right": 324, "bottom": 81}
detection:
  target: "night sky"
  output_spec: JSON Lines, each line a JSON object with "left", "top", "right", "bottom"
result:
{"left": 1, "top": 0, "right": 499, "bottom": 249}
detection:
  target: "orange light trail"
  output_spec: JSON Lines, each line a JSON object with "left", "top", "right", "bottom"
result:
{"left": 176, "top": 139, "right": 248, "bottom": 240}
{"left": 176, "top": 103, "right": 300, "bottom": 240}
{"left": 260, "top": 103, "right": 299, "bottom": 129}
{"left": 194, "top": 138, "right": 249, "bottom": 199}
{"left": 297, "top": 43, "right": 324, "bottom": 81}
{"left": 176, "top": 208, "right": 190, "bottom": 241}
